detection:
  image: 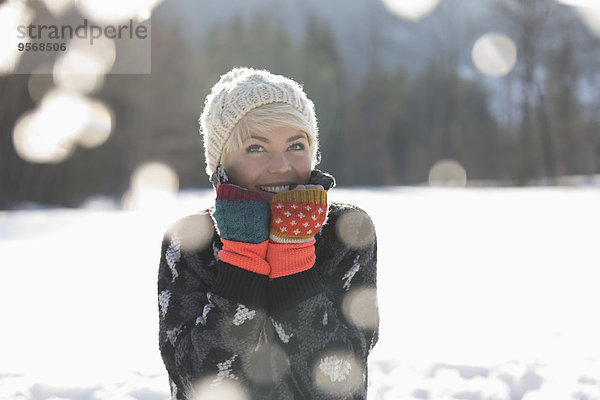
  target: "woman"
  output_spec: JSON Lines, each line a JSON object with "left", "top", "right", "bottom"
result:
{"left": 158, "top": 67, "right": 379, "bottom": 399}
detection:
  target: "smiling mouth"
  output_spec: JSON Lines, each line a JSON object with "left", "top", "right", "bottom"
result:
{"left": 259, "top": 185, "right": 291, "bottom": 193}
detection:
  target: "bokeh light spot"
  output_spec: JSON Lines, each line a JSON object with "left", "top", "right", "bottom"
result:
{"left": 0, "top": 0, "right": 33, "bottom": 75}
{"left": 77, "top": 0, "right": 162, "bottom": 24}
{"left": 122, "top": 162, "right": 179, "bottom": 211}
{"left": 555, "top": 0, "right": 600, "bottom": 7}
{"left": 428, "top": 159, "right": 467, "bottom": 187}
{"left": 53, "top": 37, "right": 116, "bottom": 93}
{"left": 41, "top": 0, "right": 74, "bottom": 18}
{"left": 244, "top": 343, "right": 290, "bottom": 385}
{"left": 342, "top": 287, "right": 379, "bottom": 330}
{"left": 312, "top": 350, "right": 364, "bottom": 396}
{"left": 573, "top": 6, "right": 600, "bottom": 37}
{"left": 335, "top": 209, "right": 376, "bottom": 250}
{"left": 131, "top": 162, "right": 179, "bottom": 193}
{"left": 77, "top": 100, "right": 113, "bottom": 148}
{"left": 41, "top": 89, "right": 92, "bottom": 135}
{"left": 12, "top": 89, "right": 101, "bottom": 164}
{"left": 136, "top": 8, "right": 152, "bottom": 22}
{"left": 54, "top": 56, "right": 106, "bottom": 93}
{"left": 167, "top": 214, "right": 215, "bottom": 253}
{"left": 381, "top": 0, "right": 440, "bottom": 21}
{"left": 472, "top": 33, "right": 517, "bottom": 77}
{"left": 12, "top": 110, "right": 73, "bottom": 164}
{"left": 190, "top": 376, "right": 248, "bottom": 400}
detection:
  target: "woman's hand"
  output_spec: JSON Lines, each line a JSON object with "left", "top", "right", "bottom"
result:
{"left": 269, "top": 187, "right": 328, "bottom": 243}
{"left": 212, "top": 183, "right": 272, "bottom": 275}
{"left": 212, "top": 183, "right": 270, "bottom": 244}
{"left": 266, "top": 187, "right": 328, "bottom": 278}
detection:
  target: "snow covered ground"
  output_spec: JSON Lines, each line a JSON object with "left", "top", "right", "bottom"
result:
{"left": 1, "top": 186, "right": 599, "bottom": 400}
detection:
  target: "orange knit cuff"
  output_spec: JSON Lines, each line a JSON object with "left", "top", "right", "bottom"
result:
{"left": 219, "top": 238, "right": 270, "bottom": 276}
{"left": 266, "top": 239, "right": 316, "bottom": 279}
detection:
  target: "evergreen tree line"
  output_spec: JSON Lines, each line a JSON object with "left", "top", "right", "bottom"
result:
{"left": 1, "top": 0, "right": 599, "bottom": 208}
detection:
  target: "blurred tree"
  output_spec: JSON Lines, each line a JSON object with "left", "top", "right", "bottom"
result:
{"left": 340, "top": 63, "right": 404, "bottom": 185}
{"left": 293, "top": 14, "right": 344, "bottom": 178}
{"left": 542, "top": 4, "right": 600, "bottom": 176}
{"left": 399, "top": 61, "right": 501, "bottom": 183}
{"left": 0, "top": 75, "right": 38, "bottom": 207}
{"left": 497, "top": 0, "right": 600, "bottom": 181}
{"left": 497, "top": 0, "right": 552, "bottom": 183}
{"left": 335, "top": 3, "right": 400, "bottom": 186}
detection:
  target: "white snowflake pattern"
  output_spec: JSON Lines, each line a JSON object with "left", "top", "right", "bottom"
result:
{"left": 306, "top": 205, "right": 312, "bottom": 211}
{"left": 284, "top": 211, "right": 292, "bottom": 217}
{"left": 290, "top": 220, "right": 297, "bottom": 226}
{"left": 291, "top": 204, "right": 298, "bottom": 209}
{"left": 294, "top": 229, "right": 300, "bottom": 235}
{"left": 315, "top": 223, "right": 321, "bottom": 228}
{"left": 271, "top": 319, "right": 293, "bottom": 343}
{"left": 280, "top": 227, "right": 287, "bottom": 232}
{"left": 232, "top": 304, "right": 256, "bottom": 326}
{"left": 170, "top": 380, "right": 179, "bottom": 398}
{"left": 275, "top": 203, "right": 283, "bottom": 209}
{"left": 342, "top": 255, "right": 361, "bottom": 291}
{"left": 211, "top": 355, "right": 239, "bottom": 387}
{"left": 158, "top": 290, "right": 171, "bottom": 318}
{"left": 165, "top": 235, "right": 181, "bottom": 281}
{"left": 303, "top": 222, "right": 309, "bottom": 227}
{"left": 196, "top": 303, "right": 214, "bottom": 326}
{"left": 307, "top": 229, "right": 313, "bottom": 234}
{"left": 275, "top": 217, "right": 283, "bottom": 224}
{"left": 311, "top": 215, "right": 317, "bottom": 221}
{"left": 318, "top": 208, "right": 324, "bottom": 214}
{"left": 166, "top": 326, "right": 182, "bottom": 345}
{"left": 319, "top": 355, "right": 352, "bottom": 382}
{"left": 298, "top": 212, "right": 305, "bottom": 218}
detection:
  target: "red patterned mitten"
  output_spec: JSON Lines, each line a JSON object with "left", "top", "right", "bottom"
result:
{"left": 267, "top": 189, "right": 328, "bottom": 278}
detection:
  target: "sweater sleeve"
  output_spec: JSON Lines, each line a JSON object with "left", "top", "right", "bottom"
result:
{"left": 267, "top": 204, "right": 379, "bottom": 399}
{"left": 157, "top": 213, "right": 269, "bottom": 400}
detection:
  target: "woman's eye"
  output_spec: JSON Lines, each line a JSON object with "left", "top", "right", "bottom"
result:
{"left": 246, "top": 144, "right": 264, "bottom": 153}
{"left": 288, "top": 142, "right": 305, "bottom": 151}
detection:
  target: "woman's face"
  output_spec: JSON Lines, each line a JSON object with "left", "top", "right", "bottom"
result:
{"left": 222, "top": 126, "right": 312, "bottom": 201}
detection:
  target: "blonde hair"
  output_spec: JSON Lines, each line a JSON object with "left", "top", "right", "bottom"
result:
{"left": 221, "top": 102, "right": 319, "bottom": 167}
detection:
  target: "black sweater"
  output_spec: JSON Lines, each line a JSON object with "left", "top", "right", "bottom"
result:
{"left": 158, "top": 202, "right": 379, "bottom": 399}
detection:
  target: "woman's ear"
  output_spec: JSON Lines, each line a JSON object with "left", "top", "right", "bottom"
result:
{"left": 210, "top": 164, "right": 230, "bottom": 188}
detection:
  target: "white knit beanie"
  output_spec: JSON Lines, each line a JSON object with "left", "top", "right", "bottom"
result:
{"left": 199, "top": 67, "right": 318, "bottom": 177}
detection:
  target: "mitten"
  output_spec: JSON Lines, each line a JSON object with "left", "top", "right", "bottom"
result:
{"left": 267, "top": 189, "right": 328, "bottom": 278}
{"left": 212, "top": 183, "right": 270, "bottom": 275}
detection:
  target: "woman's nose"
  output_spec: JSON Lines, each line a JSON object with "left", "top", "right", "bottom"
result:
{"left": 268, "top": 152, "right": 291, "bottom": 174}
